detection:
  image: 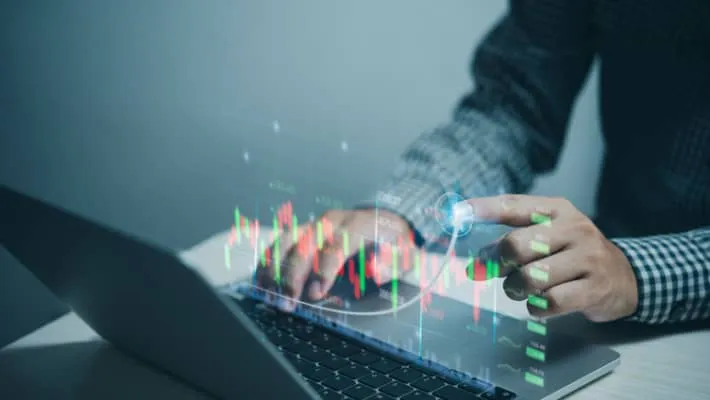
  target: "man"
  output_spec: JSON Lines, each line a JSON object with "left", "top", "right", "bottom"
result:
{"left": 258, "top": 0, "right": 710, "bottom": 324}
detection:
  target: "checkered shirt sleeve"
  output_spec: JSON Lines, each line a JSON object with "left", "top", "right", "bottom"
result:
{"left": 611, "top": 229, "right": 710, "bottom": 324}
{"left": 361, "top": 1, "right": 595, "bottom": 244}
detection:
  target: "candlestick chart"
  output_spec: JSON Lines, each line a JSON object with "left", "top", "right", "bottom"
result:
{"left": 225, "top": 201, "right": 504, "bottom": 321}
{"left": 224, "top": 191, "right": 549, "bottom": 390}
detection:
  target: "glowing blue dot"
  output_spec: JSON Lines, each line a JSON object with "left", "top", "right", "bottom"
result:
{"left": 434, "top": 192, "right": 474, "bottom": 238}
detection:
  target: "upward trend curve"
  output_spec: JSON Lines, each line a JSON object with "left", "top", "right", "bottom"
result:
{"left": 497, "top": 364, "right": 521, "bottom": 373}
{"left": 497, "top": 336, "right": 522, "bottom": 349}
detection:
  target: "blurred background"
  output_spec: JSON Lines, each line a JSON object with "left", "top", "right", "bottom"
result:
{"left": 0, "top": 0, "right": 602, "bottom": 347}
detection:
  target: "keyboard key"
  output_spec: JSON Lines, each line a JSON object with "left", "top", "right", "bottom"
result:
{"left": 459, "top": 383, "right": 487, "bottom": 395}
{"left": 433, "top": 385, "right": 473, "bottom": 400}
{"left": 321, "top": 375, "right": 356, "bottom": 391}
{"left": 460, "top": 377, "right": 491, "bottom": 394}
{"left": 317, "top": 388, "right": 342, "bottom": 400}
{"left": 359, "top": 372, "right": 390, "bottom": 388}
{"left": 480, "top": 387, "right": 517, "bottom": 399}
{"left": 299, "top": 345, "right": 330, "bottom": 363}
{"left": 277, "top": 316, "right": 309, "bottom": 334}
{"left": 339, "top": 364, "right": 370, "bottom": 379}
{"left": 265, "top": 329, "right": 289, "bottom": 345}
{"left": 365, "top": 394, "right": 395, "bottom": 400}
{"left": 274, "top": 315, "right": 298, "bottom": 330}
{"left": 412, "top": 376, "right": 446, "bottom": 392}
{"left": 401, "top": 391, "right": 436, "bottom": 400}
{"left": 379, "top": 382, "right": 414, "bottom": 397}
{"left": 370, "top": 358, "right": 402, "bottom": 374}
{"left": 304, "top": 366, "right": 335, "bottom": 382}
{"left": 309, "top": 331, "right": 336, "bottom": 348}
{"left": 252, "top": 319, "right": 268, "bottom": 329}
{"left": 288, "top": 357, "right": 316, "bottom": 376}
{"left": 280, "top": 337, "right": 307, "bottom": 353}
{"left": 343, "top": 384, "right": 376, "bottom": 400}
{"left": 412, "top": 368, "right": 458, "bottom": 385}
{"left": 390, "top": 367, "right": 424, "bottom": 383}
{"left": 249, "top": 309, "right": 274, "bottom": 323}
{"left": 305, "top": 380, "right": 324, "bottom": 391}
{"left": 319, "top": 354, "right": 349, "bottom": 370}
{"left": 351, "top": 350, "right": 380, "bottom": 365}
{"left": 329, "top": 340, "right": 359, "bottom": 357}
{"left": 292, "top": 327, "right": 315, "bottom": 341}
{"left": 299, "top": 368, "right": 321, "bottom": 382}
{"left": 283, "top": 351, "right": 299, "bottom": 363}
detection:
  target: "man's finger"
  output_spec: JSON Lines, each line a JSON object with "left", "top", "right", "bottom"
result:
{"left": 255, "top": 224, "right": 304, "bottom": 290}
{"left": 502, "top": 252, "right": 586, "bottom": 300}
{"left": 465, "top": 195, "right": 566, "bottom": 227}
{"left": 478, "top": 223, "right": 572, "bottom": 277}
{"left": 308, "top": 209, "right": 417, "bottom": 300}
{"left": 526, "top": 279, "right": 588, "bottom": 318}
{"left": 502, "top": 271, "right": 529, "bottom": 301}
{"left": 521, "top": 252, "right": 586, "bottom": 292}
{"left": 279, "top": 226, "right": 317, "bottom": 302}
{"left": 280, "top": 211, "right": 350, "bottom": 303}
{"left": 307, "top": 225, "right": 354, "bottom": 300}
{"left": 308, "top": 214, "right": 384, "bottom": 300}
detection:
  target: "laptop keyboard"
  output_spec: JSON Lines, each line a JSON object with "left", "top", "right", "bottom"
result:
{"left": 240, "top": 300, "right": 517, "bottom": 400}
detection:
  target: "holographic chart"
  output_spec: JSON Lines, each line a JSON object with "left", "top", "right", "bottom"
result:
{"left": 222, "top": 178, "right": 550, "bottom": 391}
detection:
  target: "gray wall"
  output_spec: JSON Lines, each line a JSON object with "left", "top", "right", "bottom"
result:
{"left": 0, "top": 0, "right": 602, "bottom": 347}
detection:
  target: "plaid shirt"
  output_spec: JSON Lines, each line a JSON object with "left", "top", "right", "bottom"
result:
{"left": 368, "top": 0, "right": 710, "bottom": 324}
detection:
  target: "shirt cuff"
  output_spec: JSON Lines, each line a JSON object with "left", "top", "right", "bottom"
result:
{"left": 611, "top": 231, "right": 710, "bottom": 324}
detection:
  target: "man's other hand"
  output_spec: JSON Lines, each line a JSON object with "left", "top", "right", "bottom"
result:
{"left": 255, "top": 208, "right": 414, "bottom": 310}
{"left": 467, "top": 195, "right": 639, "bottom": 322}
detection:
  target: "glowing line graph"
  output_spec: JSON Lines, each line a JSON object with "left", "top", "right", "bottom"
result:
{"left": 464, "top": 324, "right": 488, "bottom": 335}
{"left": 497, "top": 336, "right": 522, "bottom": 349}
{"left": 497, "top": 364, "right": 521, "bottom": 374}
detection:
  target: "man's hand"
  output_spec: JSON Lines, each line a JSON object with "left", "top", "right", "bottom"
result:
{"left": 256, "top": 208, "right": 414, "bottom": 309}
{"left": 467, "top": 195, "right": 639, "bottom": 322}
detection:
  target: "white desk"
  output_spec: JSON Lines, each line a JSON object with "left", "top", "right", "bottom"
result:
{"left": 2, "top": 229, "right": 709, "bottom": 399}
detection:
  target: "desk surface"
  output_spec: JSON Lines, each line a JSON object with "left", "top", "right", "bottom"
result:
{"left": 1, "top": 229, "right": 709, "bottom": 400}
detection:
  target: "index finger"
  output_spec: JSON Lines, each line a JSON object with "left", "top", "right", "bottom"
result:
{"left": 464, "top": 195, "right": 563, "bottom": 227}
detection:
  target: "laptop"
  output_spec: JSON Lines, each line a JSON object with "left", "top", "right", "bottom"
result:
{"left": 0, "top": 185, "right": 620, "bottom": 400}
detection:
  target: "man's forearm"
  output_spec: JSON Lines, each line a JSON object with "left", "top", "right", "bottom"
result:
{"left": 365, "top": 2, "right": 595, "bottom": 244}
{"left": 370, "top": 111, "right": 536, "bottom": 244}
{"left": 612, "top": 227, "right": 710, "bottom": 324}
